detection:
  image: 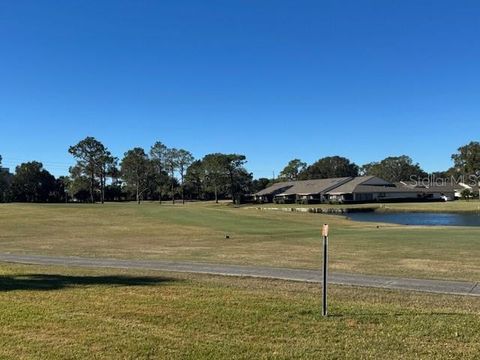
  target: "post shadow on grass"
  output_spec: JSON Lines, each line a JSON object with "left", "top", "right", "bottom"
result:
{"left": 314, "top": 312, "right": 465, "bottom": 318}
{"left": 299, "top": 309, "right": 464, "bottom": 318}
{"left": 0, "top": 274, "right": 176, "bottom": 292}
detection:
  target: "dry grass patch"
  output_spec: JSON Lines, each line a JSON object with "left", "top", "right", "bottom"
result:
{"left": 1, "top": 203, "right": 480, "bottom": 281}
{"left": 1, "top": 263, "right": 480, "bottom": 359}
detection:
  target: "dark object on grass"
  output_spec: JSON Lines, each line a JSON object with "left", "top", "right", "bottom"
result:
{"left": 225, "top": 234, "right": 230, "bottom": 239}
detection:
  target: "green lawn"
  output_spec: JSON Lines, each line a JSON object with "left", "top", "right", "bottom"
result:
{"left": 1, "top": 202, "right": 480, "bottom": 281}
{"left": 1, "top": 263, "right": 479, "bottom": 359}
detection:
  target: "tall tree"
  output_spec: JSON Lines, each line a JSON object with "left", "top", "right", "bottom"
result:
{"left": 120, "top": 148, "right": 151, "bottom": 204}
{"left": 452, "top": 141, "right": 480, "bottom": 199}
{"left": 176, "top": 149, "right": 194, "bottom": 204}
{"left": 11, "top": 162, "right": 57, "bottom": 202}
{"left": 105, "top": 162, "right": 123, "bottom": 202}
{"left": 68, "top": 137, "right": 108, "bottom": 203}
{"left": 202, "top": 154, "right": 227, "bottom": 203}
{"left": 361, "top": 155, "right": 427, "bottom": 182}
{"left": 223, "top": 154, "right": 248, "bottom": 204}
{"left": 251, "top": 178, "right": 272, "bottom": 193}
{"left": 231, "top": 167, "right": 253, "bottom": 201}
{"left": 299, "top": 156, "right": 359, "bottom": 180}
{"left": 57, "top": 176, "right": 71, "bottom": 203}
{"left": 185, "top": 160, "right": 205, "bottom": 200}
{"left": 0, "top": 155, "right": 12, "bottom": 202}
{"left": 452, "top": 141, "right": 480, "bottom": 176}
{"left": 99, "top": 151, "right": 117, "bottom": 204}
{"left": 68, "top": 165, "right": 92, "bottom": 202}
{"left": 164, "top": 148, "right": 179, "bottom": 204}
{"left": 279, "top": 159, "right": 307, "bottom": 181}
{"left": 150, "top": 141, "right": 168, "bottom": 203}
{"left": 200, "top": 153, "right": 251, "bottom": 204}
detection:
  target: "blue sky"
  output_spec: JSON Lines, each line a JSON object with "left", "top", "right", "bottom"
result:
{"left": 1, "top": 0, "right": 479, "bottom": 178}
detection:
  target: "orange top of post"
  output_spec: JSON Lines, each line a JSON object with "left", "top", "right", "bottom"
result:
{"left": 322, "top": 224, "right": 329, "bottom": 237}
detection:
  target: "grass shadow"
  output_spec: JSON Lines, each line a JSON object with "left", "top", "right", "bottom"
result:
{"left": 0, "top": 274, "right": 176, "bottom": 292}
{"left": 326, "top": 312, "right": 467, "bottom": 318}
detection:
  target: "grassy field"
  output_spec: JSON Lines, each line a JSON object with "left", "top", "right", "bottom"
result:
{"left": 1, "top": 262, "right": 480, "bottom": 359}
{"left": 1, "top": 202, "right": 480, "bottom": 281}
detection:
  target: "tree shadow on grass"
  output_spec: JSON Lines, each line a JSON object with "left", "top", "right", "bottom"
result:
{"left": 0, "top": 274, "right": 177, "bottom": 292}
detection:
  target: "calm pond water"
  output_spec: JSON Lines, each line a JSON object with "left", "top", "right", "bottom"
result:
{"left": 347, "top": 212, "right": 480, "bottom": 227}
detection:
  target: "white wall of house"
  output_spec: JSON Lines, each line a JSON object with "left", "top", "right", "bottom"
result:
{"left": 330, "top": 191, "right": 455, "bottom": 202}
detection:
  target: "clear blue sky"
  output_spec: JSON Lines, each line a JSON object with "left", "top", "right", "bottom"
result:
{"left": 1, "top": 0, "right": 479, "bottom": 178}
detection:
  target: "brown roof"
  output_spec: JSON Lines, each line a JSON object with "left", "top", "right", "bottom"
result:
{"left": 254, "top": 181, "right": 295, "bottom": 196}
{"left": 279, "top": 177, "right": 352, "bottom": 195}
{"left": 255, "top": 177, "right": 352, "bottom": 196}
{"left": 330, "top": 181, "right": 456, "bottom": 195}
{"left": 256, "top": 176, "right": 459, "bottom": 198}
{"left": 326, "top": 176, "right": 392, "bottom": 195}
{"left": 352, "top": 185, "right": 452, "bottom": 194}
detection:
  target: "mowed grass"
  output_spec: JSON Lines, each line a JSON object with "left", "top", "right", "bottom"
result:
{"left": 1, "top": 263, "right": 480, "bottom": 359}
{"left": 1, "top": 202, "right": 480, "bottom": 281}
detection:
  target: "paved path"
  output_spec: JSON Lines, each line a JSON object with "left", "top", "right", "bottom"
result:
{"left": 1, "top": 253, "right": 479, "bottom": 297}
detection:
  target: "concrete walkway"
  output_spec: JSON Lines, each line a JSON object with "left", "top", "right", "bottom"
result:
{"left": 0, "top": 253, "right": 479, "bottom": 297}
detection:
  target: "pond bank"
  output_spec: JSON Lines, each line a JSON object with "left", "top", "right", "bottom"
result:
{"left": 248, "top": 202, "right": 480, "bottom": 214}
{"left": 248, "top": 206, "right": 377, "bottom": 214}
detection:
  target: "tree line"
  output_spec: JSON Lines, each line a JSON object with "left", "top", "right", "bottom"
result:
{"left": 0, "top": 137, "right": 253, "bottom": 204}
{"left": 1, "top": 140, "right": 479, "bottom": 203}
{"left": 275, "top": 155, "right": 427, "bottom": 183}
{"left": 255, "top": 141, "right": 480, "bottom": 194}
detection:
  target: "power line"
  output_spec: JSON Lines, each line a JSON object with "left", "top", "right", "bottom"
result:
{"left": 1, "top": 157, "right": 74, "bottom": 166}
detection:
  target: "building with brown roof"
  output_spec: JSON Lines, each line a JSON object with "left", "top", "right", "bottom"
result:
{"left": 254, "top": 176, "right": 456, "bottom": 204}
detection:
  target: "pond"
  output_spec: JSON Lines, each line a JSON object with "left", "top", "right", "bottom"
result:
{"left": 346, "top": 212, "right": 480, "bottom": 227}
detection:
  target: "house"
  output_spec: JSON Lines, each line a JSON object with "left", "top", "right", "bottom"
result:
{"left": 273, "top": 177, "right": 352, "bottom": 204}
{"left": 455, "top": 183, "right": 480, "bottom": 199}
{"left": 254, "top": 181, "right": 296, "bottom": 203}
{"left": 399, "top": 181, "right": 459, "bottom": 200}
{"left": 327, "top": 177, "right": 456, "bottom": 203}
{"left": 452, "top": 184, "right": 480, "bottom": 199}
{"left": 255, "top": 176, "right": 457, "bottom": 204}
{"left": 326, "top": 176, "right": 398, "bottom": 202}
{"left": 254, "top": 178, "right": 352, "bottom": 204}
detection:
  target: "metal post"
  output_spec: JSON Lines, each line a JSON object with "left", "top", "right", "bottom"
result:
{"left": 322, "top": 224, "right": 329, "bottom": 317}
